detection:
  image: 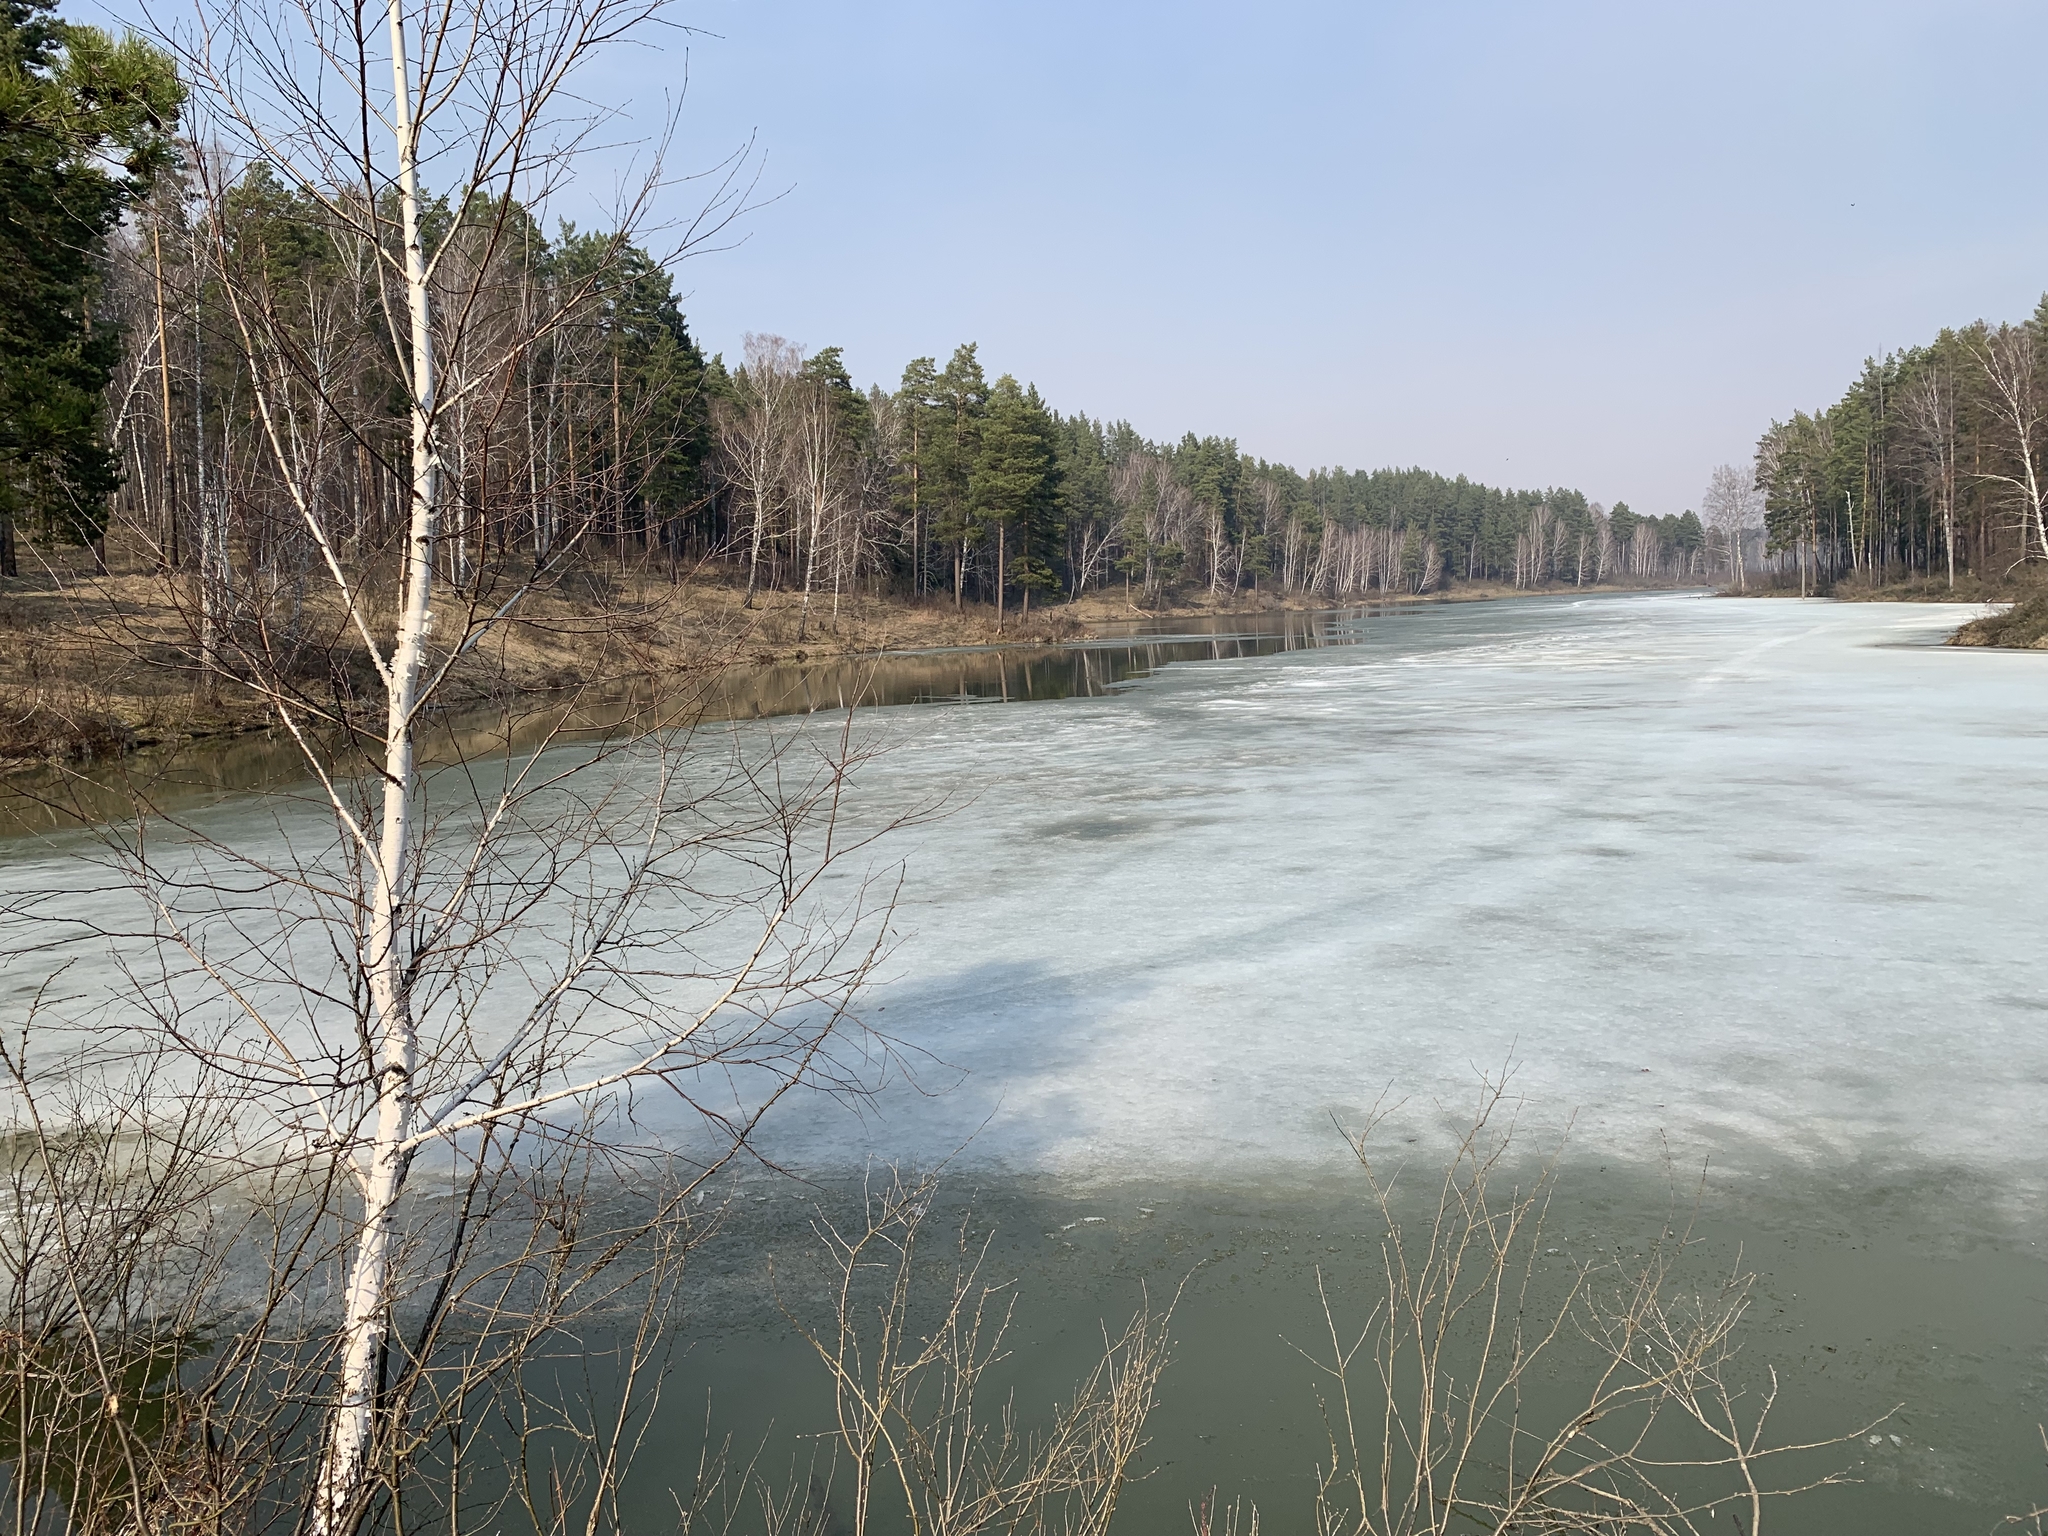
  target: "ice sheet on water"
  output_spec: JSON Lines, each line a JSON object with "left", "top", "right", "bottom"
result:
{"left": 7, "top": 595, "right": 2040, "bottom": 1216}
{"left": 734, "top": 595, "right": 2045, "bottom": 1207}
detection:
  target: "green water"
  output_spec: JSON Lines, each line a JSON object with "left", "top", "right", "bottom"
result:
{"left": 593, "top": 1157, "right": 2042, "bottom": 1534}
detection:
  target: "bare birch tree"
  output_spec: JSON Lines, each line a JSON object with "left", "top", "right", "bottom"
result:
{"left": 721, "top": 334, "right": 802, "bottom": 607}
{"left": 1701, "top": 464, "right": 1762, "bottom": 591}
{"left": 1900, "top": 365, "right": 1961, "bottom": 589}
{"left": 1969, "top": 324, "right": 2048, "bottom": 567}
{"left": 0, "top": 0, "right": 917, "bottom": 1527}
{"left": 792, "top": 366, "right": 843, "bottom": 643}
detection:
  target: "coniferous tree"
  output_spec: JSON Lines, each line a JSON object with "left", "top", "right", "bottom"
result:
{"left": 0, "top": 0, "right": 180, "bottom": 570}
{"left": 1053, "top": 412, "right": 1115, "bottom": 595}
{"left": 1174, "top": 433, "right": 1241, "bottom": 594}
{"left": 969, "top": 375, "right": 1060, "bottom": 627}
{"left": 553, "top": 230, "right": 713, "bottom": 563}
{"left": 928, "top": 343, "right": 987, "bottom": 606}
{"left": 893, "top": 355, "right": 940, "bottom": 595}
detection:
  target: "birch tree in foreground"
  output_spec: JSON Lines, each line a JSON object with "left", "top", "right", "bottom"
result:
{"left": 1, "top": 0, "right": 927, "bottom": 1527}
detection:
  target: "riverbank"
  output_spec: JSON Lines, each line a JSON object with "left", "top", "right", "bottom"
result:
{"left": 1718, "top": 571, "right": 2048, "bottom": 648}
{"left": 0, "top": 557, "right": 1689, "bottom": 770}
{"left": 1949, "top": 593, "right": 2048, "bottom": 648}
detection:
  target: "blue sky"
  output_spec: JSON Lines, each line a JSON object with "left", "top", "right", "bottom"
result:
{"left": 607, "top": 0, "right": 2046, "bottom": 512}
{"left": 131, "top": 0, "right": 2048, "bottom": 512}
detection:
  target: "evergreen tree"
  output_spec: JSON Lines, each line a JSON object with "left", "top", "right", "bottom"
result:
{"left": 1670, "top": 509, "right": 1705, "bottom": 557}
{"left": 552, "top": 228, "right": 713, "bottom": 554}
{"left": 1053, "top": 412, "right": 1114, "bottom": 595}
{"left": 927, "top": 343, "right": 986, "bottom": 606}
{"left": 893, "top": 356, "right": 940, "bottom": 595}
{"left": 969, "top": 375, "right": 1059, "bottom": 625}
{"left": 800, "top": 345, "right": 869, "bottom": 441}
{"left": 1008, "top": 383, "right": 1063, "bottom": 613}
{"left": 0, "top": 0, "right": 181, "bottom": 568}
{"left": 1174, "top": 433, "right": 1241, "bottom": 593}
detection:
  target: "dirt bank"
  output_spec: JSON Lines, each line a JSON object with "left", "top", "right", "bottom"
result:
{"left": 0, "top": 550, "right": 1677, "bottom": 771}
{"left": 1949, "top": 594, "right": 2048, "bottom": 649}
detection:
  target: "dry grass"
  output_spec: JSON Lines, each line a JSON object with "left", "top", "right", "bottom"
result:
{"left": 0, "top": 542, "right": 1118, "bottom": 766}
{"left": 0, "top": 556, "right": 261, "bottom": 761}
{"left": 1950, "top": 594, "right": 2048, "bottom": 649}
{"left": 1828, "top": 573, "right": 2032, "bottom": 603}
{"left": 0, "top": 535, "right": 1697, "bottom": 769}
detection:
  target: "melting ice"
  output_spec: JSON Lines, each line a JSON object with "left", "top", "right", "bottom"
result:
{"left": 754, "top": 593, "right": 2044, "bottom": 1202}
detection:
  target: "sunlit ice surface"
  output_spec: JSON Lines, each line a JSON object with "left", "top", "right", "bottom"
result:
{"left": 668, "top": 591, "right": 2042, "bottom": 1532}
{"left": 6, "top": 591, "right": 2036, "bottom": 1208}
{"left": 748, "top": 593, "right": 2042, "bottom": 1209}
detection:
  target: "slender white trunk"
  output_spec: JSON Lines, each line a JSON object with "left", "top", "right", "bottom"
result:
{"left": 798, "top": 445, "right": 822, "bottom": 642}
{"left": 2024, "top": 439, "right": 2048, "bottom": 563}
{"left": 1944, "top": 485, "right": 1955, "bottom": 590}
{"left": 742, "top": 405, "right": 773, "bottom": 606}
{"left": 313, "top": 6, "right": 437, "bottom": 1529}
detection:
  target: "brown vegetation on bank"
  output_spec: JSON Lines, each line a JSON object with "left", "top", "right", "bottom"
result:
{"left": 0, "top": 548, "right": 1061, "bottom": 768}
{"left": 1723, "top": 567, "right": 2048, "bottom": 650}
{"left": 1950, "top": 594, "right": 2048, "bottom": 649}
{"left": 1839, "top": 568, "right": 2048, "bottom": 650}
{"left": 0, "top": 542, "right": 1689, "bottom": 770}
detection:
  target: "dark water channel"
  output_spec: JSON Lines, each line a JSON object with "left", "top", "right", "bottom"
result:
{"left": 585, "top": 1161, "right": 2041, "bottom": 1535}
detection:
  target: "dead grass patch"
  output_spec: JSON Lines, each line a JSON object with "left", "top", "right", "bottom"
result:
{"left": 1951, "top": 595, "right": 2048, "bottom": 649}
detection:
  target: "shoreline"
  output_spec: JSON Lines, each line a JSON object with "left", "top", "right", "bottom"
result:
{"left": 13, "top": 570, "right": 2031, "bottom": 780}
{"left": 0, "top": 571, "right": 1701, "bottom": 774}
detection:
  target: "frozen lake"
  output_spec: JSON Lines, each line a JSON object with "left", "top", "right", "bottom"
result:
{"left": 8, "top": 590, "right": 2041, "bottom": 1204}
{"left": 6, "top": 591, "right": 2042, "bottom": 1528}
{"left": 762, "top": 592, "right": 2044, "bottom": 1204}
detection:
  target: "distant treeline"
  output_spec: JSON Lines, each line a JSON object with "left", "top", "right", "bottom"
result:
{"left": 715, "top": 337, "right": 1707, "bottom": 615}
{"left": 7, "top": 156, "right": 1715, "bottom": 604}
{"left": 1753, "top": 297, "right": 2048, "bottom": 590}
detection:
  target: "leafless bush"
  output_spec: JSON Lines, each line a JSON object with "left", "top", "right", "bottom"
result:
{"left": 1297, "top": 1077, "right": 1868, "bottom": 1536}
{"left": 0, "top": 1003, "right": 241, "bottom": 1536}
{"left": 776, "top": 1169, "right": 1172, "bottom": 1536}
{"left": 0, "top": 686, "right": 133, "bottom": 765}
{"left": 2006, "top": 1428, "right": 2048, "bottom": 1535}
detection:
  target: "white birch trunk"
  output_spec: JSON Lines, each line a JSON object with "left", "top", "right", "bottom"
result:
{"left": 2024, "top": 438, "right": 2048, "bottom": 563}
{"left": 312, "top": 4, "right": 438, "bottom": 1526}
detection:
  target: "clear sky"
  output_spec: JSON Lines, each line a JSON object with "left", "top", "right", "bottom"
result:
{"left": 587, "top": 0, "right": 2041, "bottom": 514}
{"left": 117, "top": 0, "right": 2048, "bottom": 513}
